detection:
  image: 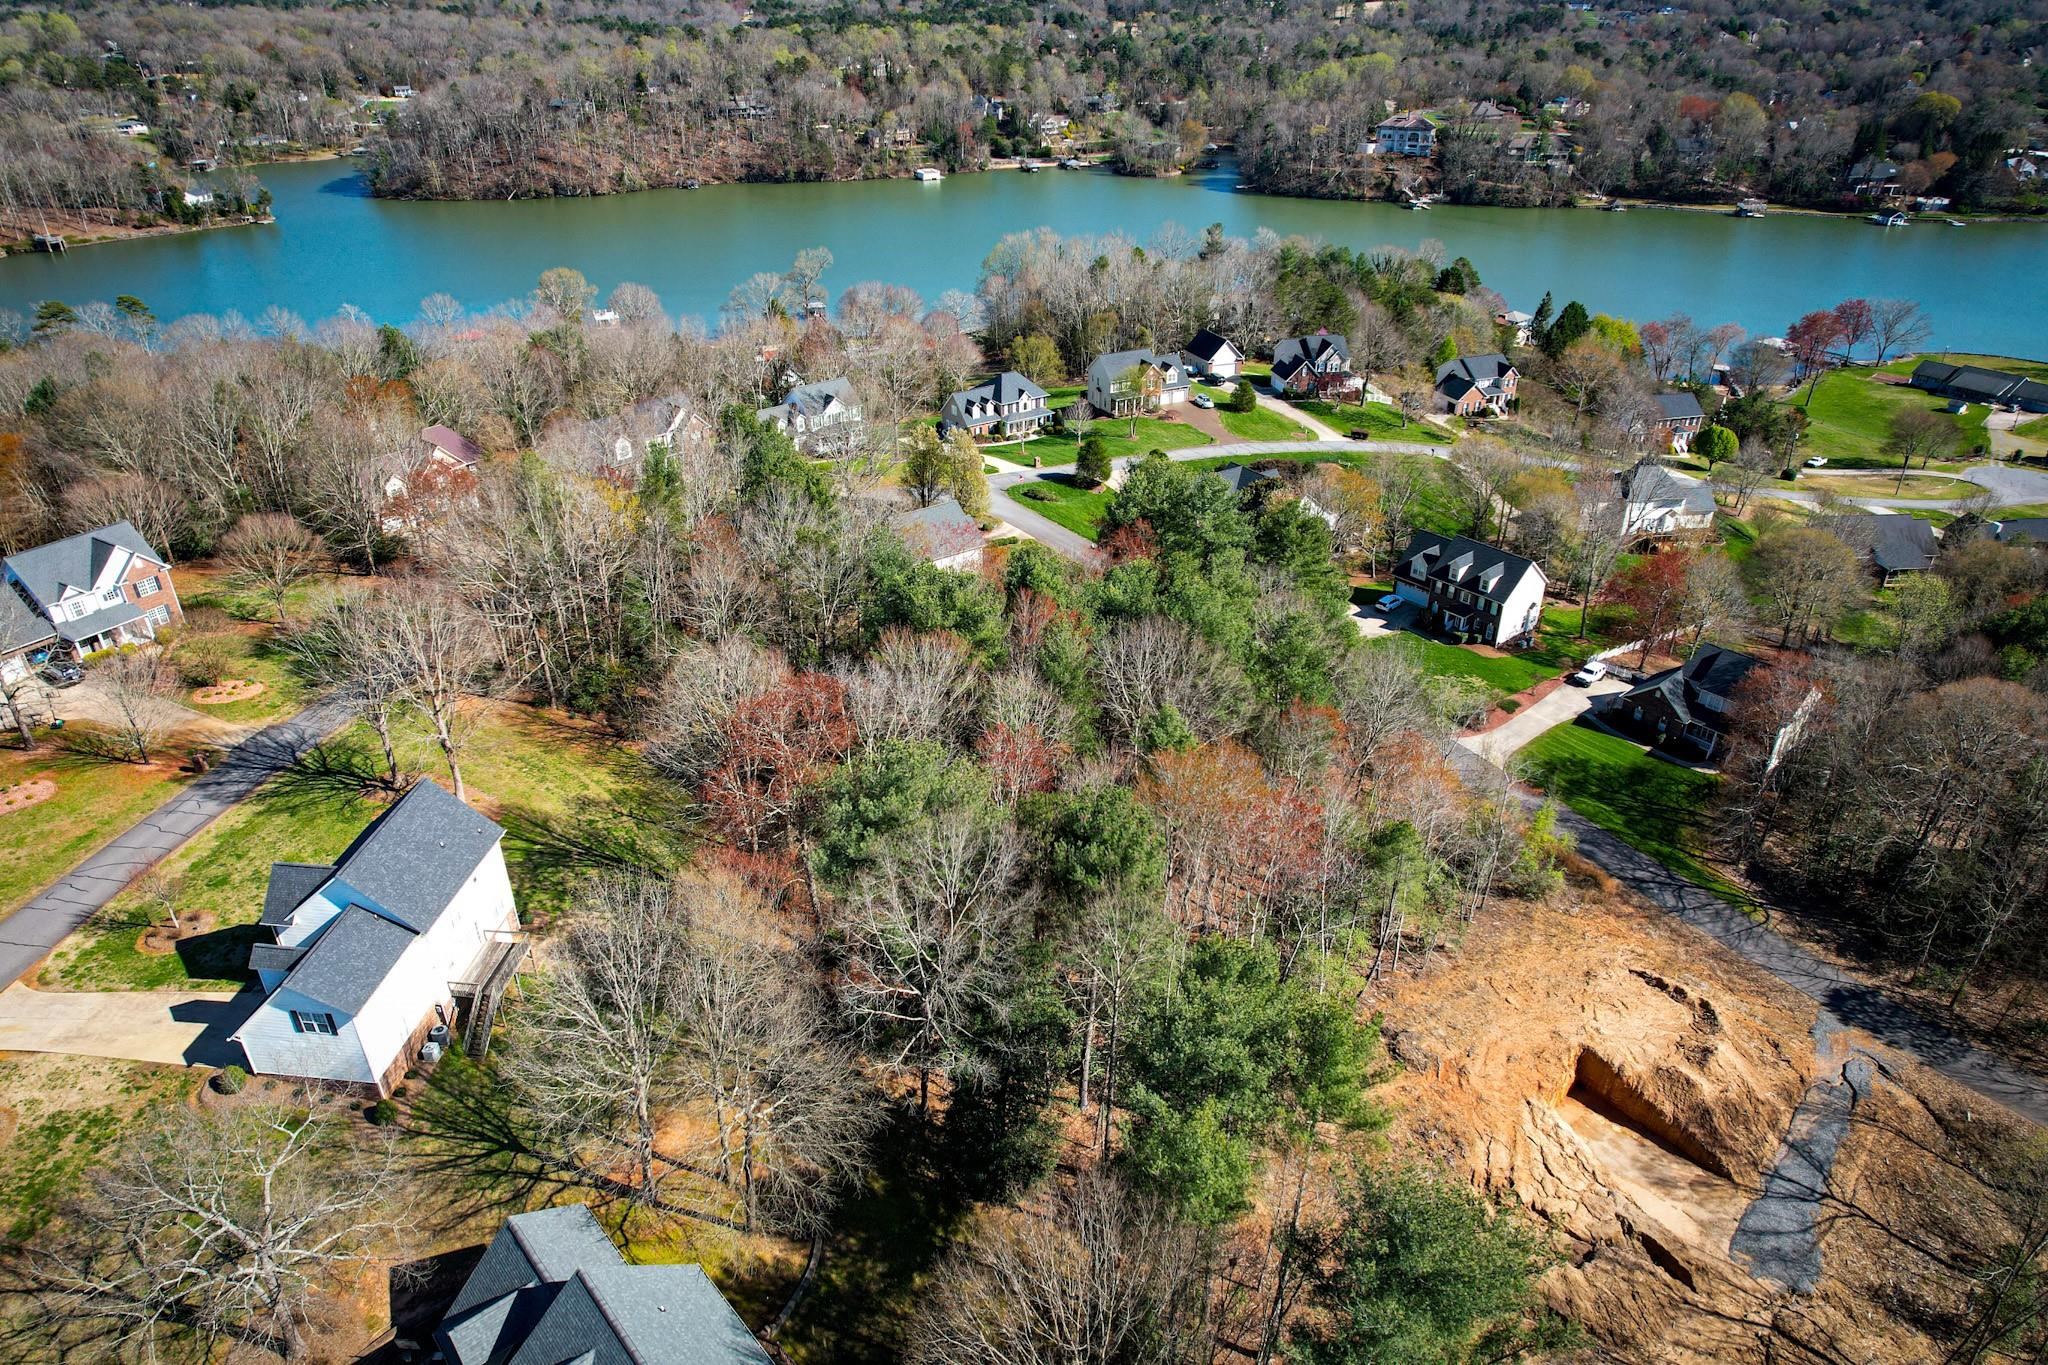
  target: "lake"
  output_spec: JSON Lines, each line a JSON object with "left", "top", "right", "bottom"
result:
{"left": 2, "top": 159, "right": 2043, "bottom": 354}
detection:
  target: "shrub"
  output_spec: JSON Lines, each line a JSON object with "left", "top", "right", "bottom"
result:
{"left": 367, "top": 1098, "right": 399, "bottom": 1125}
{"left": 174, "top": 638, "right": 234, "bottom": 688}
{"left": 1018, "top": 484, "right": 1058, "bottom": 502}
{"left": 212, "top": 1065, "right": 247, "bottom": 1095}
{"left": 1231, "top": 379, "right": 1257, "bottom": 413}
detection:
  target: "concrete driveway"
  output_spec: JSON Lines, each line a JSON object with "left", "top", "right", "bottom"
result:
{"left": 1459, "top": 675, "right": 1630, "bottom": 765}
{"left": 0, "top": 982, "right": 259, "bottom": 1068}
{"left": 1349, "top": 596, "right": 1413, "bottom": 639}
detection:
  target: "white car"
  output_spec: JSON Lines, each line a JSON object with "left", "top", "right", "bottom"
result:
{"left": 1804, "top": 455, "right": 1828, "bottom": 468}
{"left": 1568, "top": 660, "right": 1608, "bottom": 687}
{"left": 1191, "top": 392, "right": 1215, "bottom": 409}
{"left": 1375, "top": 593, "right": 1405, "bottom": 613}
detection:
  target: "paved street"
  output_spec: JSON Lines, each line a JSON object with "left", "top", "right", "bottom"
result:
{"left": 0, "top": 697, "right": 353, "bottom": 989}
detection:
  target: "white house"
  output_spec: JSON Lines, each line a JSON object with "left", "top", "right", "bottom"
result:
{"left": 1616, "top": 460, "right": 1717, "bottom": 540}
{"left": 2, "top": 521, "right": 183, "bottom": 658}
{"left": 1181, "top": 328, "right": 1243, "bottom": 380}
{"left": 757, "top": 376, "right": 864, "bottom": 454}
{"left": 891, "top": 497, "right": 986, "bottom": 572}
{"left": 114, "top": 118, "right": 150, "bottom": 137}
{"left": 233, "top": 780, "right": 520, "bottom": 1096}
{"left": 1086, "top": 349, "right": 1190, "bottom": 417}
{"left": 1495, "top": 308, "right": 1536, "bottom": 346}
{"left": 940, "top": 371, "right": 1052, "bottom": 439}
{"left": 1392, "top": 531, "right": 1546, "bottom": 648}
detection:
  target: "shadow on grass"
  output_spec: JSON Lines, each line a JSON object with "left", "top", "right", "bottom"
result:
{"left": 174, "top": 922, "right": 262, "bottom": 984}
{"left": 255, "top": 740, "right": 396, "bottom": 811}
{"left": 399, "top": 1051, "right": 596, "bottom": 1243}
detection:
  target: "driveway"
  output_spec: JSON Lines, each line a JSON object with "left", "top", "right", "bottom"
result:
{"left": 1258, "top": 392, "right": 1338, "bottom": 440}
{"left": 0, "top": 696, "right": 352, "bottom": 989}
{"left": 1349, "top": 595, "right": 1412, "bottom": 639}
{"left": 0, "top": 982, "right": 259, "bottom": 1068}
{"left": 1458, "top": 676, "right": 1629, "bottom": 763}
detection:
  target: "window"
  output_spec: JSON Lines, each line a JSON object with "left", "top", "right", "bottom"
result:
{"left": 135, "top": 576, "right": 160, "bottom": 597}
{"left": 290, "top": 1010, "right": 338, "bottom": 1035}
{"left": 101, "top": 587, "right": 123, "bottom": 606}
{"left": 147, "top": 605, "right": 171, "bottom": 626}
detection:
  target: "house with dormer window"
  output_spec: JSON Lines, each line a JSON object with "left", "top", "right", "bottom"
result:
{"left": 940, "top": 371, "right": 1052, "bottom": 439}
{"left": 232, "top": 780, "right": 521, "bottom": 1096}
{"left": 2, "top": 521, "right": 183, "bottom": 659}
{"left": 757, "top": 376, "right": 865, "bottom": 454}
{"left": 1270, "top": 332, "right": 1358, "bottom": 398}
{"left": 1087, "top": 349, "right": 1191, "bottom": 417}
{"left": 1392, "top": 531, "right": 1546, "bottom": 648}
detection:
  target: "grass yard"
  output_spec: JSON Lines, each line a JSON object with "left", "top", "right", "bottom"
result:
{"left": 1026, "top": 416, "right": 1213, "bottom": 466}
{"left": 1797, "top": 471, "right": 1981, "bottom": 500}
{"left": 1797, "top": 367, "right": 1990, "bottom": 467}
{"left": 2015, "top": 416, "right": 2048, "bottom": 442}
{"left": 1294, "top": 399, "right": 1426, "bottom": 438}
{"left": 0, "top": 732, "right": 192, "bottom": 916}
{"left": 1011, "top": 475, "right": 1115, "bottom": 540}
{"left": 1217, "top": 404, "right": 1310, "bottom": 442}
{"left": 1990, "top": 502, "right": 2048, "bottom": 520}
{"left": 40, "top": 702, "right": 687, "bottom": 993}
{"left": 1515, "top": 721, "right": 1741, "bottom": 902}
{"left": 166, "top": 627, "right": 312, "bottom": 726}
{"left": 1362, "top": 632, "right": 1568, "bottom": 695}
{"left": 0, "top": 1055, "right": 198, "bottom": 1240}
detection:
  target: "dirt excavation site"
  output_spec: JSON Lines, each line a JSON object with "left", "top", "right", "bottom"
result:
{"left": 1377, "top": 881, "right": 2037, "bottom": 1363}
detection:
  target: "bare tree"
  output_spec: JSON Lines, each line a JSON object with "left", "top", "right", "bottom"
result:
{"left": 0, "top": 670, "right": 44, "bottom": 749}
{"left": 1886, "top": 408, "right": 1957, "bottom": 491}
{"left": 218, "top": 512, "right": 323, "bottom": 624}
{"left": 1869, "top": 298, "right": 1931, "bottom": 365}
{"left": 836, "top": 805, "right": 1028, "bottom": 1114}
{"left": 834, "top": 629, "right": 978, "bottom": 755}
{"left": 284, "top": 593, "right": 408, "bottom": 786}
{"left": 382, "top": 583, "right": 499, "bottom": 800}
{"left": 909, "top": 1168, "right": 1213, "bottom": 1365}
{"left": 96, "top": 649, "right": 179, "bottom": 765}
{"left": 1093, "top": 615, "right": 1250, "bottom": 748}
{"left": 16, "top": 1107, "right": 411, "bottom": 1362}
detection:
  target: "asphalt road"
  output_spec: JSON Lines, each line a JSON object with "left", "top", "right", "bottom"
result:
{"left": 0, "top": 697, "right": 353, "bottom": 988}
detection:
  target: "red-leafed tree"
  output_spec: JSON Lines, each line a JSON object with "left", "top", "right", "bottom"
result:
{"left": 1786, "top": 307, "right": 1849, "bottom": 406}
{"left": 975, "top": 722, "right": 1068, "bottom": 803}
{"left": 700, "top": 673, "right": 854, "bottom": 851}
{"left": 1098, "top": 517, "right": 1158, "bottom": 566}
{"left": 1603, "top": 550, "right": 1695, "bottom": 667}
{"left": 1832, "top": 298, "right": 1873, "bottom": 363}
{"left": 1137, "top": 742, "right": 1323, "bottom": 935}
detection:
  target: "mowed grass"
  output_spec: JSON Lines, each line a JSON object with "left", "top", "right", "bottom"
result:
{"left": 1515, "top": 721, "right": 1740, "bottom": 902}
{"left": 1798, "top": 367, "right": 1989, "bottom": 466}
{"left": 167, "top": 628, "right": 312, "bottom": 726}
{"left": 1217, "top": 403, "right": 1310, "bottom": 441}
{"left": 1011, "top": 475, "right": 1116, "bottom": 540}
{"left": 1295, "top": 398, "right": 1427, "bottom": 438}
{"left": 1025, "top": 416, "right": 1213, "bottom": 465}
{"left": 1798, "top": 471, "right": 1981, "bottom": 499}
{"left": 40, "top": 702, "right": 688, "bottom": 992}
{"left": 0, "top": 1055, "right": 198, "bottom": 1240}
{"left": 1361, "top": 632, "right": 1567, "bottom": 695}
{"left": 0, "top": 731, "right": 191, "bottom": 916}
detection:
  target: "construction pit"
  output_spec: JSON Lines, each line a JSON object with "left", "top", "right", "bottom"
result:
{"left": 1376, "top": 885, "right": 2037, "bottom": 1362}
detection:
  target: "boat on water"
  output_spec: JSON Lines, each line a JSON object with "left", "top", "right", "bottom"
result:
{"left": 1869, "top": 211, "right": 1909, "bottom": 227}
{"left": 1018, "top": 161, "right": 1040, "bottom": 173}
{"left": 1948, "top": 219, "right": 1966, "bottom": 227}
{"left": 914, "top": 167, "right": 943, "bottom": 182}
{"left": 1604, "top": 200, "right": 1628, "bottom": 212}
{"left": 682, "top": 178, "right": 700, "bottom": 189}
{"left": 1406, "top": 198, "right": 1431, "bottom": 211}
{"left": 1735, "top": 198, "right": 1768, "bottom": 217}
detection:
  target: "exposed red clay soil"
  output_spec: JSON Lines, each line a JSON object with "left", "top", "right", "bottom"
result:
{"left": 191, "top": 679, "right": 266, "bottom": 704}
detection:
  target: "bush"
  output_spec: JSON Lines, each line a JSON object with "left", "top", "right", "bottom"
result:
{"left": 212, "top": 1065, "right": 247, "bottom": 1095}
{"left": 367, "top": 1098, "right": 399, "bottom": 1125}
{"left": 174, "top": 638, "right": 234, "bottom": 688}
{"left": 1018, "top": 484, "right": 1058, "bottom": 502}
{"left": 1230, "top": 379, "right": 1257, "bottom": 413}
{"left": 1076, "top": 434, "right": 1112, "bottom": 486}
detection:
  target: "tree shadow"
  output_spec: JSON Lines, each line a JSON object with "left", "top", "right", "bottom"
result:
{"left": 255, "top": 740, "right": 396, "bottom": 812}
{"left": 398, "top": 1052, "right": 595, "bottom": 1242}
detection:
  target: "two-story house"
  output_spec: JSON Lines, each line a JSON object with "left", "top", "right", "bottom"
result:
{"left": 1269, "top": 333, "right": 1357, "bottom": 398}
{"left": 1434, "top": 354, "right": 1519, "bottom": 416}
{"left": 0, "top": 590, "right": 57, "bottom": 684}
{"left": 1086, "top": 349, "right": 1190, "bottom": 417}
{"left": 757, "top": 376, "right": 865, "bottom": 454}
{"left": 1612, "top": 644, "right": 1766, "bottom": 760}
{"left": 1650, "top": 391, "right": 1706, "bottom": 452}
{"left": 940, "top": 371, "right": 1052, "bottom": 439}
{"left": 2, "top": 521, "right": 183, "bottom": 658}
{"left": 1393, "top": 531, "right": 1546, "bottom": 648}
{"left": 232, "top": 779, "right": 522, "bottom": 1097}
{"left": 1616, "top": 460, "right": 1717, "bottom": 541}
{"left": 1180, "top": 328, "right": 1244, "bottom": 381}
{"left": 1376, "top": 112, "right": 1437, "bottom": 157}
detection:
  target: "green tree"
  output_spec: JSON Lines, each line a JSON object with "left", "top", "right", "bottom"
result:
{"left": 376, "top": 323, "right": 421, "bottom": 380}
{"left": 1076, "top": 433, "right": 1113, "bottom": 487}
{"left": 901, "top": 425, "right": 950, "bottom": 506}
{"left": 32, "top": 300, "right": 76, "bottom": 334}
{"left": 1008, "top": 332, "right": 1064, "bottom": 386}
{"left": 113, "top": 295, "right": 153, "bottom": 322}
{"left": 1693, "top": 424, "right": 1739, "bottom": 467}
{"left": 1102, "top": 453, "right": 1252, "bottom": 563}
{"left": 1295, "top": 1161, "right": 1570, "bottom": 1365}
{"left": 727, "top": 405, "right": 831, "bottom": 507}
{"left": 1428, "top": 335, "right": 1458, "bottom": 368}
{"left": 1231, "top": 379, "right": 1258, "bottom": 413}
{"left": 946, "top": 428, "right": 991, "bottom": 520}
{"left": 1541, "top": 300, "right": 1591, "bottom": 359}
{"left": 815, "top": 740, "right": 979, "bottom": 883}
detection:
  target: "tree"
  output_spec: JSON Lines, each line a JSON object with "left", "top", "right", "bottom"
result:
{"left": 1786, "top": 307, "right": 1848, "bottom": 406}
{"left": 1301, "top": 465, "right": 1382, "bottom": 567}
{"left": 218, "top": 513, "right": 322, "bottom": 624}
{"left": 1868, "top": 299, "right": 1931, "bottom": 365}
{"left": 1294, "top": 1161, "right": 1566, "bottom": 1365}
{"left": 1680, "top": 552, "right": 1750, "bottom": 649}
{"left": 1885, "top": 408, "right": 1956, "bottom": 491}
{"left": 946, "top": 428, "right": 991, "bottom": 520}
{"left": 902, "top": 426, "right": 949, "bottom": 507}
{"left": 1076, "top": 433, "right": 1113, "bottom": 487}
{"left": 1008, "top": 332, "right": 1064, "bottom": 386}
{"left": 382, "top": 584, "right": 499, "bottom": 800}
{"left": 1693, "top": 424, "right": 1739, "bottom": 467}
{"left": 1750, "top": 526, "right": 1863, "bottom": 646}
{"left": 1231, "top": 378, "right": 1258, "bottom": 413}
{"left": 97, "top": 650, "right": 179, "bottom": 765}
{"left": 1540, "top": 299, "right": 1590, "bottom": 359}
{"left": 1604, "top": 551, "right": 1693, "bottom": 666}
{"left": 18, "top": 1107, "right": 411, "bottom": 1362}
{"left": 909, "top": 1169, "right": 1212, "bottom": 1365}
{"left": 285, "top": 593, "right": 409, "bottom": 786}
{"left": 533, "top": 266, "right": 597, "bottom": 322}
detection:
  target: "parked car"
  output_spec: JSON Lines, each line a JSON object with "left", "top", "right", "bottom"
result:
{"left": 1804, "top": 455, "right": 1828, "bottom": 467}
{"left": 1375, "top": 593, "right": 1405, "bottom": 613}
{"left": 1567, "top": 660, "right": 1608, "bottom": 687}
{"left": 1191, "top": 392, "right": 1215, "bottom": 409}
{"left": 1349, "top": 428, "right": 1372, "bottom": 439}
{"left": 38, "top": 661, "right": 84, "bottom": 688}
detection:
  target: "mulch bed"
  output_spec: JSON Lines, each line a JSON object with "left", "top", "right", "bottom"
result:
{"left": 136, "top": 909, "right": 217, "bottom": 955}
{"left": 0, "top": 778, "right": 56, "bottom": 815}
{"left": 192, "top": 678, "right": 266, "bottom": 705}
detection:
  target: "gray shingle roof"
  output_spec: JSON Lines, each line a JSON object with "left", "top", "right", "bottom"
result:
{"left": 323, "top": 779, "right": 505, "bottom": 935}
{"left": 1654, "top": 391, "right": 1705, "bottom": 422}
{"left": 1211, "top": 463, "right": 1278, "bottom": 493}
{"left": 47, "top": 600, "right": 145, "bottom": 645}
{"left": 1990, "top": 517, "right": 2048, "bottom": 545}
{"left": 1434, "top": 354, "right": 1516, "bottom": 401}
{"left": 0, "top": 588, "right": 56, "bottom": 656}
{"left": 441, "top": 1205, "right": 772, "bottom": 1365}
{"left": 1271, "top": 333, "right": 1349, "bottom": 382}
{"left": 280, "top": 905, "right": 417, "bottom": 1014}
{"left": 1818, "top": 513, "right": 1937, "bottom": 575}
{"left": 1622, "top": 643, "right": 1764, "bottom": 731}
{"left": 1621, "top": 461, "right": 1717, "bottom": 516}
{"left": 1086, "top": 349, "right": 1188, "bottom": 391}
{"left": 942, "top": 371, "right": 1050, "bottom": 427}
{"left": 3, "top": 520, "right": 164, "bottom": 609}
{"left": 260, "top": 862, "right": 336, "bottom": 927}
{"left": 891, "top": 497, "right": 983, "bottom": 561}
{"left": 248, "top": 942, "right": 308, "bottom": 975}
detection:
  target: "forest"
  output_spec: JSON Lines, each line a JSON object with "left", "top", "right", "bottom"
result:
{"left": 0, "top": 0, "right": 2042, "bottom": 237}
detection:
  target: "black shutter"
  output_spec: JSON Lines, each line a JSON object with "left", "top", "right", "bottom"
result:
{"left": 289, "top": 1011, "right": 303, "bottom": 1033}
{"left": 323, "top": 1014, "right": 337, "bottom": 1035}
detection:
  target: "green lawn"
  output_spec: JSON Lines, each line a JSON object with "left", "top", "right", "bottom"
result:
{"left": 166, "top": 628, "right": 312, "bottom": 726}
{"left": 1361, "top": 632, "right": 1569, "bottom": 695}
{"left": 1990, "top": 502, "right": 2048, "bottom": 520}
{"left": 1515, "top": 721, "right": 1741, "bottom": 902}
{"left": 1294, "top": 399, "right": 1425, "bottom": 438}
{"left": 1217, "top": 404, "right": 1310, "bottom": 441}
{"left": 0, "top": 732, "right": 191, "bottom": 916}
{"left": 1797, "top": 367, "right": 1990, "bottom": 466}
{"left": 40, "top": 703, "right": 688, "bottom": 992}
{"left": 1010, "top": 475, "right": 1115, "bottom": 541}
{"left": 1025, "top": 416, "right": 1213, "bottom": 465}
{"left": 2014, "top": 415, "right": 2048, "bottom": 442}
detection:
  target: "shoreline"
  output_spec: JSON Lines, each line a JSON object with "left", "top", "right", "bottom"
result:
{"left": 0, "top": 212, "right": 273, "bottom": 259}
